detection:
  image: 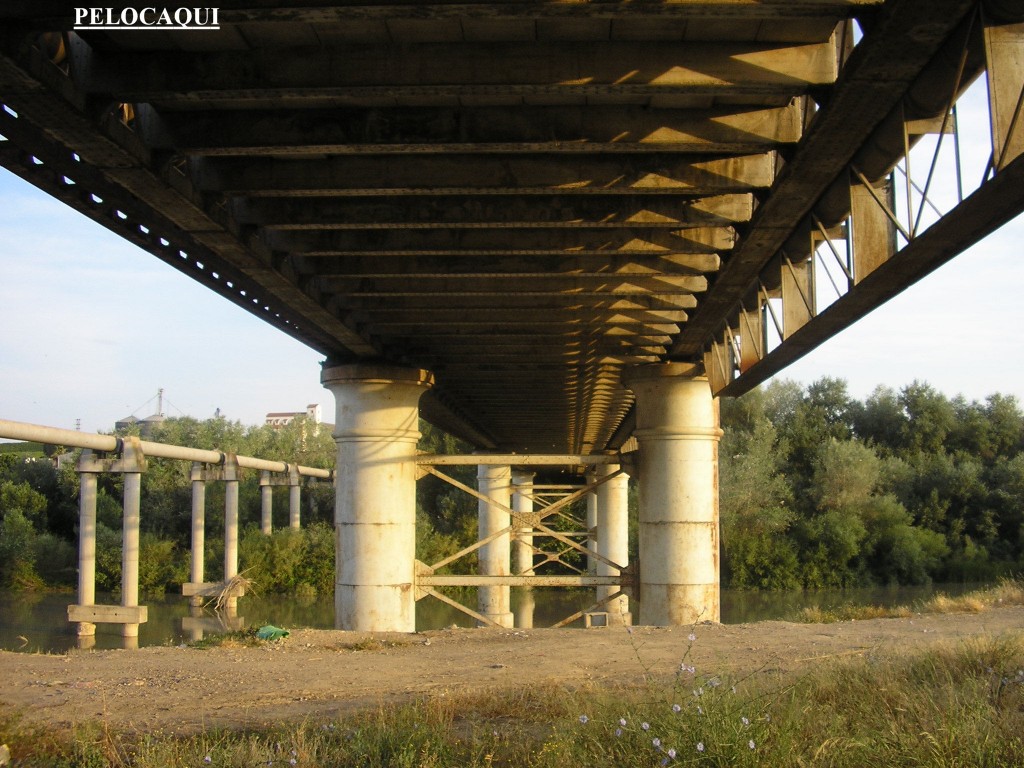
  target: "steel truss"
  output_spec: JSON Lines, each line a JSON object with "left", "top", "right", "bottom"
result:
{"left": 413, "top": 453, "right": 635, "bottom": 628}
{"left": 700, "top": 6, "right": 1024, "bottom": 396}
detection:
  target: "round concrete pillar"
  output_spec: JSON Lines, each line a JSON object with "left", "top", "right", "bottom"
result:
{"left": 322, "top": 364, "right": 433, "bottom": 632}
{"left": 190, "top": 466, "right": 206, "bottom": 607}
{"left": 624, "top": 363, "right": 722, "bottom": 626}
{"left": 595, "top": 463, "right": 632, "bottom": 625}
{"left": 478, "top": 463, "right": 514, "bottom": 627}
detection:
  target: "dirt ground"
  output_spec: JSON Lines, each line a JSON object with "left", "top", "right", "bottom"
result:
{"left": 3, "top": 606, "right": 1023, "bottom": 735}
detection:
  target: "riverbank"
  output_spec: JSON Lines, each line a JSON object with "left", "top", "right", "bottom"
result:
{"left": 3, "top": 604, "right": 1024, "bottom": 737}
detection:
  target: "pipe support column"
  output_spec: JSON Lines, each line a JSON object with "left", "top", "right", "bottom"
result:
{"left": 76, "top": 454, "right": 99, "bottom": 638}
{"left": 190, "top": 463, "right": 207, "bottom": 607}
{"left": 624, "top": 363, "right": 722, "bottom": 626}
{"left": 288, "top": 464, "right": 301, "bottom": 530}
{"left": 259, "top": 471, "right": 273, "bottom": 534}
{"left": 322, "top": 364, "right": 433, "bottom": 632}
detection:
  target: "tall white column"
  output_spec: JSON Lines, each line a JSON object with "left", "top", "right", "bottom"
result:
{"left": 222, "top": 454, "right": 240, "bottom": 612}
{"left": 624, "top": 363, "right": 722, "bottom": 626}
{"left": 259, "top": 471, "right": 273, "bottom": 534}
{"left": 478, "top": 463, "right": 513, "bottom": 628}
{"left": 595, "top": 463, "right": 631, "bottom": 625}
{"left": 120, "top": 437, "right": 145, "bottom": 644}
{"left": 76, "top": 458, "right": 98, "bottom": 638}
{"left": 190, "top": 463, "right": 206, "bottom": 607}
{"left": 288, "top": 464, "right": 301, "bottom": 530}
{"left": 322, "top": 364, "right": 433, "bottom": 632}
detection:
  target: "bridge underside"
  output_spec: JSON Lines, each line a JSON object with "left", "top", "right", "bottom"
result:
{"left": 1, "top": 1, "right": 1022, "bottom": 455}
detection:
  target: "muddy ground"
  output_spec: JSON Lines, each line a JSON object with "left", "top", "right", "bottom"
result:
{"left": 3, "top": 606, "right": 1023, "bottom": 735}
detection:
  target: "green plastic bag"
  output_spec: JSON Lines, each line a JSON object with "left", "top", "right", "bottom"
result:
{"left": 256, "top": 624, "right": 289, "bottom": 641}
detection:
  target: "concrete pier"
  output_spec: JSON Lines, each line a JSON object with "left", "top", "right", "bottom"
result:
{"left": 595, "top": 462, "right": 631, "bottom": 624}
{"left": 478, "top": 463, "right": 514, "bottom": 628}
{"left": 322, "top": 364, "right": 433, "bottom": 632}
{"left": 625, "top": 363, "right": 722, "bottom": 625}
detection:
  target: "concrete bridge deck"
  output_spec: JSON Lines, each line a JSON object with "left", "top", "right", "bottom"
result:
{"left": 3, "top": 1, "right": 1020, "bottom": 455}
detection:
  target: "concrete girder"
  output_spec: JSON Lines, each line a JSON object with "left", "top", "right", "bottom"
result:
{"left": 268, "top": 227, "right": 736, "bottom": 255}
{"left": 315, "top": 274, "right": 709, "bottom": 295}
{"left": 353, "top": 308, "right": 689, "bottom": 323}
{"left": 299, "top": 253, "right": 720, "bottom": 279}
{"left": 332, "top": 294, "right": 701, "bottom": 311}
{"left": 369, "top": 322, "right": 682, "bottom": 335}
{"left": 232, "top": 194, "right": 755, "bottom": 229}
{"left": 191, "top": 153, "right": 777, "bottom": 195}
{"left": 152, "top": 104, "right": 804, "bottom": 155}
{"left": 73, "top": 42, "right": 837, "bottom": 104}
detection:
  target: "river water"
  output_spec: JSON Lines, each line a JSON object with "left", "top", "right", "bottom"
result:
{"left": 0, "top": 583, "right": 986, "bottom": 654}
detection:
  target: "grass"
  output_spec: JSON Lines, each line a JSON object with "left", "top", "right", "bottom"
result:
{"left": 794, "top": 575, "right": 1024, "bottom": 623}
{"left": 4, "top": 634, "right": 1024, "bottom": 767}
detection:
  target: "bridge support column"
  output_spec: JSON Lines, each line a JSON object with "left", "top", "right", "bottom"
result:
{"left": 624, "top": 363, "right": 722, "bottom": 626}
{"left": 512, "top": 470, "right": 535, "bottom": 629}
{"left": 322, "top": 364, "right": 433, "bottom": 632}
{"left": 478, "top": 463, "right": 514, "bottom": 628}
{"left": 595, "top": 463, "right": 632, "bottom": 625}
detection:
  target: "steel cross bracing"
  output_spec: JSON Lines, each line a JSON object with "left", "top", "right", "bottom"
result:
{"left": 415, "top": 455, "right": 632, "bottom": 629}
{"left": 1, "top": 1, "right": 1022, "bottom": 455}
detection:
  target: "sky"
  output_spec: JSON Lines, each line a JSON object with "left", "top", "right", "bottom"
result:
{"left": 1, "top": 80, "right": 1022, "bottom": 436}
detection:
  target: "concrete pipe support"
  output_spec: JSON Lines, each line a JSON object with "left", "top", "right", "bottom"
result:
{"left": 624, "top": 363, "right": 722, "bottom": 626}
{"left": 322, "top": 364, "right": 433, "bottom": 632}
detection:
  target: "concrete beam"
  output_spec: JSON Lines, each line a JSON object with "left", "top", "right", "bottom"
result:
{"left": 77, "top": 42, "right": 836, "bottom": 103}
{"left": 270, "top": 228, "right": 735, "bottom": 255}
{"left": 315, "top": 274, "right": 708, "bottom": 295}
{"left": 156, "top": 104, "right": 803, "bottom": 155}
{"left": 193, "top": 153, "right": 776, "bottom": 195}
{"left": 333, "top": 294, "right": 700, "bottom": 310}
{"left": 301, "top": 253, "right": 719, "bottom": 279}
{"left": 233, "top": 194, "right": 755, "bottom": 229}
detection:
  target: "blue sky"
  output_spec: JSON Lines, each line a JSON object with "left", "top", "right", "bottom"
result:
{"left": 1, "top": 78, "right": 1022, "bottom": 434}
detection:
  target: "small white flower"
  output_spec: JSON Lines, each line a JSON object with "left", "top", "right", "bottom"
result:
{"left": 672, "top": 703, "right": 682, "bottom": 713}
{"left": 642, "top": 721, "right": 651, "bottom": 731}
{"left": 667, "top": 748, "right": 677, "bottom": 758}
{"left": 688, "top": 633, "right": 697, "bottom": 642}
{"left": 653, "top": 738, "right": 661, "bottom": 748}
{"left": 697, "top": 742, "right": 705, "bottom": 753}
{"left": 619, "top": 717, "right": 627, "bottom": 727}
{"left": 579, "top": 715, "right": 589, "bottom": 724}
{"left": 741, "top": 716, "right": 750, "bottom": 726}
{"left": 749, "top": 740, "right": 756, "bottom": 750}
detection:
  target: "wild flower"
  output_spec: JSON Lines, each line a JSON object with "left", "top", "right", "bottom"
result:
{"left": 619, "top": 717, "right": 627, "bottom": 727}
{"left": 667, "top": 748, "right": 677, "bottom": 759}
{"left": 653, "top": 738, "right": 661, "bottom": 748}
{"left": 749, "top": 740, "right": 757, "bottom": 750}
{"left": 642, "top": 722, "right": 651, "bottom": 731}
{"left": 688, "top": 633, "right": 697, "bottom": 642}
{"left": 741, "top": 716, "right": 750, "bottom": 726}
{"left": 579, "top": 715, "right": 589, "bottom": 724}
{"left": 697, "top": 705, "right": 703, "bottom": 715}
{"left": 697, "top": 742, "right": 705, "bottom": 752}
{"left": 203, "top": 757, "right": 212, "bottom": 765}
{"left": 615, "top": 728, "right": 623, "bottom": 737}
{"left": 672, "top": 703, "right": 682, "bottom": 713}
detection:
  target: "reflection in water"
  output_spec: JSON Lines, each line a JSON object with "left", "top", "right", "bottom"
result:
{"left": 0, "top": 582, "right": 988, "bottom": 654}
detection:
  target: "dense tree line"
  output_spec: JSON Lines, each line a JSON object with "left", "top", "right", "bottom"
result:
{"left": 721, "top": 378, "right": 1024, "bottom": 588}
{"left": 2, "top": 377, "right": 1023, "bottom": 594}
